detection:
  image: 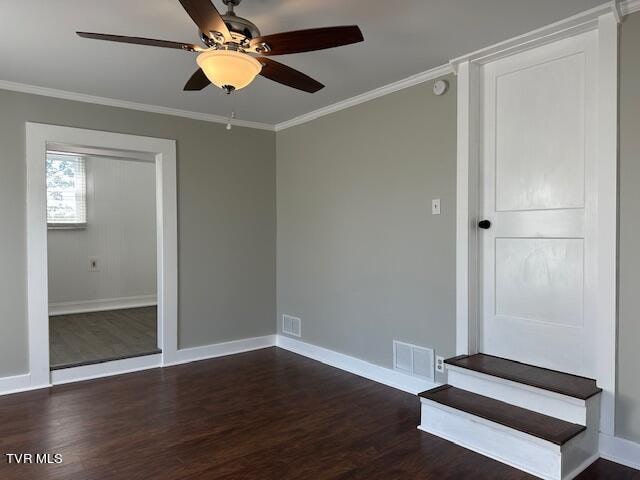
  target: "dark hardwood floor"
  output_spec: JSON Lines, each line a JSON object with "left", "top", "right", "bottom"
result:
{"left": 49, "top": 306, "right": 159, "bottom": 369}
{"left": 0, "top": 347, "right": 637, "bottom": 479}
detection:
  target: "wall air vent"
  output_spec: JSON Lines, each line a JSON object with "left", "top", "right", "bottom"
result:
{"left": 282, "top": 314, "right": 301, "bottom": 337}
{"left": 393, "top": 340, "right": 435, "bottom": 381}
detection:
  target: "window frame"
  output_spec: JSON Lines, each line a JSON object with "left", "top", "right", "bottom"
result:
{"left": 45, "top": 152, "right": 88, "bottom": 230}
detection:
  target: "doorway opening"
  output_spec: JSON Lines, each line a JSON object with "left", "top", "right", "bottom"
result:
{"left": 46, "top": 145, "right": 159, "bottom": 370}
{"left": 26, "top": 123, "right": 178, "bottom": 387}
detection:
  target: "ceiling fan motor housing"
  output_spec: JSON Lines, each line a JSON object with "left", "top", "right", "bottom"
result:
{"left": 222, "top": 14, "right": 261, "bottom": 41}
{"left": 220, "top": 0, "right": 260, "bottom": 41}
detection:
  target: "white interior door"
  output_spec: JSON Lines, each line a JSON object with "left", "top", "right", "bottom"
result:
{"left": 479, "top": 31, "right": 598, "bottom": 377}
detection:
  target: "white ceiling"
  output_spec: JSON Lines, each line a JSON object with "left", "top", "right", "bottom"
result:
{"left": 1, "top": 0, "right": 607, "bottom": 125}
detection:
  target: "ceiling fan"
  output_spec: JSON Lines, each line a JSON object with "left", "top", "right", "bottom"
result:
{"left": 77, "top": 0, "right": 364, "bottom": 94}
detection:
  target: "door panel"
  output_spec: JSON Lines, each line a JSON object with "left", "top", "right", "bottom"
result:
{"left": 495, "top": 238, "right": 584, "bottom": 328}
{"left": 480, "top": 32, "right": 597, "bottom": 377}
{"left": 495, "top": 53, "right": 586, "bottom": 212}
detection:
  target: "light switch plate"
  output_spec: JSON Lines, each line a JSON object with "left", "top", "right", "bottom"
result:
{"left": 432, "top": 199, "right": 441, "bottom": 215}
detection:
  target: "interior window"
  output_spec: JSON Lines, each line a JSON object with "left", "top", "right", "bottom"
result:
{"left": 46, "top": 153, "right": 87, "bottom": 229}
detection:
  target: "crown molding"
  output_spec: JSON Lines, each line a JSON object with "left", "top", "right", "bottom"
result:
{"left": 613, "top": 0, "right": 624, "bottom": 22}
{"left": 274, "top": 63, "right": 453, "bottom": 131}
{"left": 276, "top": 0, "right": 637, "bottom": 132}
{"left": 621, "top": 0, "right": 640, "bottom": 15}
{"left": 450, "top": 1, "right": 639, "bottom": 72}
{"left": 450, "top": 3, "right": 615, "bottom": 71}
{"left": 0, "top": 80, "right": 275, "bottom": 131}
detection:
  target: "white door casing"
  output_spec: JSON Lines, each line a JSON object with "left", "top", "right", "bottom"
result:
{"left": 455, "top": 12, "right": 618, "bottom": 435}
{"left": 479, "top": 31, "right": 597, "bottom": 378}
{"left": 26, "top": 123, "right": 178, "bottom": 388}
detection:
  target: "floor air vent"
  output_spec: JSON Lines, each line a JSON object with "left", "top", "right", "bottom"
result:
{"left": 282, "top": 314, "right": 301, "bottom": 337}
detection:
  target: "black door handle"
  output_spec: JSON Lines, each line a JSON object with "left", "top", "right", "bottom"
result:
{"left": 478, "top": 220, "right": 491, "bottom": 229}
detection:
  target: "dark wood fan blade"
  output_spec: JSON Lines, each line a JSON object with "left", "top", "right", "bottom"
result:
{"left": 251, "top": 26, "right": 363, "bottom": 56}
{"left": 77, "top": 32, "right": 198, "bottom": 51}
{"left": 258, "top": 58, "right": 324, "bottom": 93}
{"left": 184, "top": 69, "right": 211, "bottom": 91}
{"left": 178, "top": 0, "right": 231, "bottom": 40}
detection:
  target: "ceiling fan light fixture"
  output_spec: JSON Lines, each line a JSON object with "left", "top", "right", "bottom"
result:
{"left": 196, "top": 50, "right": 262, "bottom": 92}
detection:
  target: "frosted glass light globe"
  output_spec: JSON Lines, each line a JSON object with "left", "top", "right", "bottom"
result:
{"left": 196, "top": 50, "right": 262, "bottom": 91}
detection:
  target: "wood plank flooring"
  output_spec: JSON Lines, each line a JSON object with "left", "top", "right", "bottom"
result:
{"left": 49, "top": 306, "right": 159, "bottom": 369}
{"left": 0, "top": 347, "right": 637, "bottom": 479}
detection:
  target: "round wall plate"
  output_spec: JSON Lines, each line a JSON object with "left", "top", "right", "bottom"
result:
{"left": 433, "top": 79, "right": 449, "bottom": 96}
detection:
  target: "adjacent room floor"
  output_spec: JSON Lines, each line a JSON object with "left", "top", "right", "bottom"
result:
{"left": 49, "top": 306, "right": 160, "bottom": 369}
{"left": 1, "top": 347, "right": 636, "bottom": 479}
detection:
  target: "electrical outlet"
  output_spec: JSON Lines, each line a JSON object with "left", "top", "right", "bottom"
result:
{"left": 89, "top": 257, "right": 100, "bottom": 272}
{"left": 432, "top": 198, "right": 441, "bottom": 215}
{"left": 435, "top": 355, "right": 445, "bottom": 373}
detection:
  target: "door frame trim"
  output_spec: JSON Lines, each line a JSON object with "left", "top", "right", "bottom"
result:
{"left": 454, "top": 13, "right": 619, "bottom": 435}
{"left": 25, "top": 123, "right": 178, "bottom": 388}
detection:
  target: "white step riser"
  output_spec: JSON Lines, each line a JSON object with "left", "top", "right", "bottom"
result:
{"left": 419, "top": 399, "right": 599, "bottom": 480}
{"left": 446, "top": 365, "right": 597, "bottom": 426}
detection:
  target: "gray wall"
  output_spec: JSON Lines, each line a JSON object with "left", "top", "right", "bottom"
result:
{"left": 48, "top": 156, "right": 157, "bottom": 305}
{"left": 276, "top": 76, "right": 458, "bottom": 370}
{"left": 0, "top": 89, "right": 276, "bottom": 377}
{"left": 617, "top": 11, "right": 640, "bottom": 444}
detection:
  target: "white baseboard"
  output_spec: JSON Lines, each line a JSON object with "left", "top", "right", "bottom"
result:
{"left": 599, "top": 433, "right": 640, "bottom": 470}
{"left": 49, "top": 294, "right": 157, "bottom": 316}
{"left": 166, "top": 335, "right": 277, "bottom": 366}
{"left": 0, "top": 373, "right": 45, "bottom": 396}
{"left": 276, "top": 335, "right": 438, "bottom": 395}
{"left": 51, "top": 354, "right": 162, "bottom": 385}
{"left": 1, "top": 335, "right": 275, "bottom": 394}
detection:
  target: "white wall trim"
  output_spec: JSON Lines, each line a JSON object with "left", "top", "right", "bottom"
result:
{"left": 455, "top": 60, "right": 480, "bottom": 356}
{"left": 599, "top": 434, "right": 640, "bottom": 470}
{"left": 595, "top": 11, "right": 620, "bottom": 437}
{"left": 450, "top": 2, "right": 618, "bottom": 70}
{"left": 166, "top": 335, "right": 277, "bottom": 366}
{"left": 0, "top": 374, "right": 37, "bottom": 396}
{"left": 621, "top": 0, "right": 640, "bottom": 15}
{"left": 0, "top": 335, "right": 276, "bottom": 395}
{"left": 276, "top": 335, "right": 439, "bottom": 395}
{"left": 26, "top": 123, "right": 178, "bottom": 388}
{"left": 50, "top": 354, "right": 162, "bottom": 385}
{"left": 0, "top": 80, "right": 274, "bottom": 131}
{"left": 274, "top": 64, "right": 453, "bottom": 131}
{"left": 49, "top": 294, "right": 157, "bottom": 316}
{"left": 0, "top": 65, "right": 454, "bottom": 134}
{"left": 614, "top": 0, "right": 624, "bottom": 23}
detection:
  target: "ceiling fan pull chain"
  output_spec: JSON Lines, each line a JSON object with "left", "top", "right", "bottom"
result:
{"left": 226, "top": 110, "right": 236, "bottom": 131}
